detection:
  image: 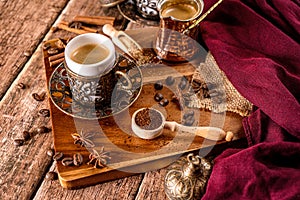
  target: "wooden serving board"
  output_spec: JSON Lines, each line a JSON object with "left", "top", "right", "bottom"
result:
{"left": 43, "top": 28, "right": 246, "bottom": 189}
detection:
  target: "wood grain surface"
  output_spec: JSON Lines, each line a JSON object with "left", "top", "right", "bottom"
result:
{"left": 0, "top": 0, "right": 247, "bottom": 199}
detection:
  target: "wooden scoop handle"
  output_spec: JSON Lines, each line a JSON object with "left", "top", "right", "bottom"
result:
{"left": 103, "top": 24, "right": 143, "bottom": 54}
{"left": 164, "top": 121, "right": 230, "bottom": 141}
{"left": 102, "top": 24, "right": 118, "bottom": 37}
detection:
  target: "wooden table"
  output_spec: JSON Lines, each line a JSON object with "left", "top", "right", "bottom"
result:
{"left": 0, "top": 0, "right": 247, "bottom": 199}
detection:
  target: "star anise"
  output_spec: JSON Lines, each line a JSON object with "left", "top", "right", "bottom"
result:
{"left": 71, "top": 129, "right": 95, "bottom": 148}
{"left": 87, "top": 147, "right": 111, "bottom": 168}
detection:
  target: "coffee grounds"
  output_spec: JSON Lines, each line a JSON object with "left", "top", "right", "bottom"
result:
{"left": 135, "top": 108, "right": 163, "bottom": 130}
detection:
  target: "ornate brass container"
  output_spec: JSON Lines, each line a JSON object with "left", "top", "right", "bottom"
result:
{"left": 164, "top": 153, "right": 212, "bottom": 200}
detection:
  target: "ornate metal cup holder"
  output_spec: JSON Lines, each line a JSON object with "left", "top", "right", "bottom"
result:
{"left": 117, "top": 0, "right": 160, "bottom": 26}
{"left": 48, "top": 54, "right": 142, "bottom": 120}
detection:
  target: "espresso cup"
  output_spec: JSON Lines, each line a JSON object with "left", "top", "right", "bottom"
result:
{"left": 64, "top": 33, "right": 116, "bottom": 77}
{"left": 64, "top": 33, "right": 132, "bottom": 107}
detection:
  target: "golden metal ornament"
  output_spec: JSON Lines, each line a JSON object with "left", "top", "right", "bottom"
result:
{"left": 164, "top": 153, "right": 212, "bottom": 200}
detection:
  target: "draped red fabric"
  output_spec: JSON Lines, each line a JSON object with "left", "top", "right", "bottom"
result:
{"left": 199, "top": 0, "right": 300, "bottom": 199}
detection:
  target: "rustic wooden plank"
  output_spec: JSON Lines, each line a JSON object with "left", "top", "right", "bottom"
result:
{"left": 33, "top": 163, "right": 144, "bottom": 200}
{"left": 0, "top": 0, "right": 132, "bottom": 199}
{"left": 136, "top": 169, "right": 169, "bottom": 200}
{"left": 0, "top": 44, "right": 54, "bottom": 200}
{"left": 0, "top": 0, "right": 69, "bottom": 99}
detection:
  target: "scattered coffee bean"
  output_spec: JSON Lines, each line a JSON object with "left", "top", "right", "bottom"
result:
{"left": 45, "top": 171, "right": 58, "bottom": 181}
{"left": 22, "top": 131, "right": 31, "bottom": 141}
{"left": 73, "top": 153, "right": 83, "bottom": 166}
{"left": 47, "top": 47, "right": 59, "bottom": 55}
{"left": 179, "top": 79, "right": 187, "bottom": 90}
{"left": 165, "top": 76, "right": 175, "bottom": 86}
{"left": 39, "top": 109, "right": 50, "bottom": 117}
{"left": 43, "top": 42, "right": 51, "bottom": 50}
{"left": 32, "top": 93, "right": 45, "bottom": 101}
{"left": 36, "top": 126, "right": 49, "bottom": 134}
{"left": 17, "top": 83, "right": 26, "bottom": 89}
{"left": 208, "top": 89, "right": 220, "bottom": 98}
{"left": 13, "top": 139, "right": 24, "bottom": 146}
{"left": 183, "top": 110, "right": 195, "bottom": 119}
{"left": 183, "top": 117, "right": 195, "bottom": 126}
{"left": 62, "top": 157, "right": 74, "bottom": 166}
{"left": 154, "top": 93, "right": 164, "bottom": 102}
{"left": 154, "top": 81, "right": 163, "bottom": 90}
{"left": 47, "top": 148, "right": 54, "bottom": 157}
{"left": 159, "top": 98, "right": 169, "bottom": 107}
{"left": 53, "top": 152, "right": 64, "bottom": 161}
{"left": 23, "top": 50, "right": 31, "bottom": 57}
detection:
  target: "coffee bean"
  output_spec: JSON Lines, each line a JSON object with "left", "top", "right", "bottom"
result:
{"left": 36, "top": 126, "right": 49, "bottom": 134}
{"left": 179, "top": 79, "right": 187, "bottom": 90}
{"left": 32, "top": 93, "right": 45, "bottom": 101}
{"left": 62, "top": 157, "right": 74, "bottom": 166}
{"left": 154, "top": 81, "right": 163, "bottom": 90}
{"left": 22, "top": 131, "right": 31, "bottom": 141}
{"left": 183, "top": 110, "right": 195, "bottom": 119}
{"left": 14, "top": 139, "right": 24, "bottom": 146}
{"left": 47, "top": 148, "right": 54, "bottom": 157}
{"left": 24, "top": 50, "right": 31, "bottom": 57}
{"left": 39, "top": 109, "right": 50, "bottom": 117}
{"left": 17, "top": 83, "right": 26, "bottom": 89}
{"left": 43, "top": 42, "right": 51, "bottom": 50}
{"left": 45, "top": 171, "right": 58, "bottom": 181}
{"left": 154, "top": 93, "right": 164, "bottom": 102}
{"left": 165, "top": 76, "right": 175, "bottom": 86}
{"left": 47, "top": 47, "right": 59, "bottom": 55}
{"left": 183, "top": 117, "right": 195, "bottom": 126}
{"left": 53, "top": 152, "right": 64, "bottom": 161}
{"left": 159, "top": 98, "right": 169, "bottom": 107}
{"left": 73, "top": 153, "right": 83, "bottom": 166}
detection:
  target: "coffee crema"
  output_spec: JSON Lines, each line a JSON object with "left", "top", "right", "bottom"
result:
{"left": 161, "top": 3, "right": 198, "bottom": 20}
{"left": 70, "top": 43, "right": 110, "bottom": 64}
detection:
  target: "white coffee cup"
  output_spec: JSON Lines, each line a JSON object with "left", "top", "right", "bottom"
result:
{"left": 64, "top": 33, "right": 116, "bottom": 77}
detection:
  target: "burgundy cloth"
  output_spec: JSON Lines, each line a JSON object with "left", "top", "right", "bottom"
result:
{"left": 198, "top": 0, "right": 300, "bottom": 199}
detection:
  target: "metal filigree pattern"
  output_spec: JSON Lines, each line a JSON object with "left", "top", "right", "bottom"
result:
{"left": 87, "top": 147, "right": 111, "bottom": 168}
{"left": 136, "top": 0, "right": 159, "bottom": 20}
{"left": 164, "top": 154, "right": 212, "bottom": 200}
{"left": 48, "top": 54, "right": 142, "bottom": 119}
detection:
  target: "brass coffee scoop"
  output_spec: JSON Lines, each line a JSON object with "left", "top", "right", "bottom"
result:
{"left": 183, "top": 0, "right": 223, "bottom": 35}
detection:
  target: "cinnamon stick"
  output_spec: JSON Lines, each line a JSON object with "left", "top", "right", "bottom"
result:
{"left": 73, "top": 15, "right": 115, "bottom": 26}
{"left": 50, "top": 57, "right": 64, "bottom": 68}
{"left": 80, "top": 26, "right": 98, "bottom": 33}
{"left": 57, "top": 23, "right": 91, "bottom": 35}
{"left": 59, "top": 21, "right": 98, "bottom": 33}
{"left": 49, "top": 52, "right": 64, "bottom": 62}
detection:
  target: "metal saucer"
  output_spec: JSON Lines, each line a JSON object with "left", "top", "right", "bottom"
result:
{"left": 48, "top": 54, "right": 142, "bottom": 120}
